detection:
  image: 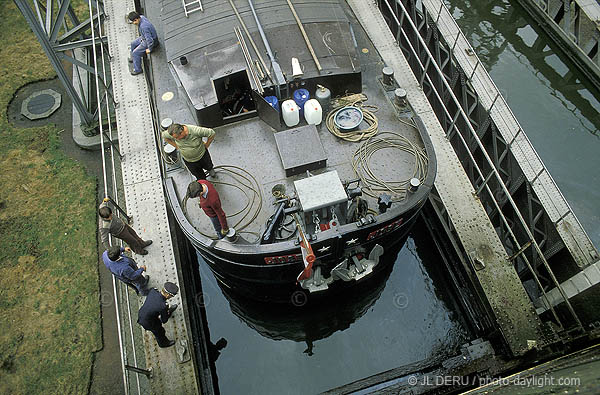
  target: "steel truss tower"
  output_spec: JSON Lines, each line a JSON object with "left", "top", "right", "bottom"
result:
{"left": 14, "top": 0, "right": 112, "bottom": 130}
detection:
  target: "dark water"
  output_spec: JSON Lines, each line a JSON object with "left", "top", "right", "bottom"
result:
{"left": 194, "top": 2, "right": 600, "bottom": 392}
{"left": 198, "top": 220, "right": 471, "bottom": 394}
{"left": 445, "top": 0, "right": 600, "bottom": 248}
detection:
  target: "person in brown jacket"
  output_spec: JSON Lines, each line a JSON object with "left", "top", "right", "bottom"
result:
{"left": 99, "top": 198, "right": 152, "bottom": 255}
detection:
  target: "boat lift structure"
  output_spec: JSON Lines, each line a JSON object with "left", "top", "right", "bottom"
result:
{"left": 15, "top": 0, "right": 600, "bottom": 393}
{"left": 516, "top": 0, "right": 600, "bottom": 91}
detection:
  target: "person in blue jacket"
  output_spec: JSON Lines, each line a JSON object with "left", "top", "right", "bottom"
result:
{"left": 128, "top": 11, "right": 158, "bottom": 75}
{"left": 103, "top": 246, "right": 150, "bottom": 295}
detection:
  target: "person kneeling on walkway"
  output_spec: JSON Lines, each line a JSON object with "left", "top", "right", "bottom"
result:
{"left": 103, "top": 246, "right": 149, "bottom": 295}
{"left": 99, "top": 198, "right": 152, "bottom": 255}
{"left": 187, "top": 180, "right": 230, "bottom": 239}
{"left": 163, "top": 123, "right": 217, "bottom": 180}
{"left": 137, "top": 282, "right": 179, "bottom": 348}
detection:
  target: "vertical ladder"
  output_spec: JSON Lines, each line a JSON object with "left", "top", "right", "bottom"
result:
{"left": 182, "top": 0, "right": 203, "bottom": 17}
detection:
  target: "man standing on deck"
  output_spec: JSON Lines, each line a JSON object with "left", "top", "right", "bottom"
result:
{"left": 138, "top": 282, "right": 179, "bottom": 348}
{"left": 128, "top": 11, "right": 159, "bottom": 76}
{"left": 103, "top": 246, "right": 150, "bottom": 295}
{"left": 99, "top": 198, "right": 152, "bottom": 255}
{"left": 163, "top": 123, "right": 217, "bottom": 180}
{"left": 187, "top": 180, "right": 230, "bottom": 239}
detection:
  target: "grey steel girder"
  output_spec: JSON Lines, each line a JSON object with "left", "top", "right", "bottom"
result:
{"left": 375, "top": 0, "right": 600, "bottom": 337}
{"left": 14, "top": 0, "right": 108, "bottom": 127}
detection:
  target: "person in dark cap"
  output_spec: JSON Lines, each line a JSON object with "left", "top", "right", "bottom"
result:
{"left": 137, "top": 282, "right": 179, "bottom": 348}
{"left": 103, "top": 246, "right": 149, "bottom": 295}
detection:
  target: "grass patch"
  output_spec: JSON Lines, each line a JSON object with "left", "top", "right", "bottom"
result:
{"left": 0, "top": 1, "right": 101, "bottom": 394}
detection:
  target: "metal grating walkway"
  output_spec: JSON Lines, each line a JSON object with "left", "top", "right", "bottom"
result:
{"left": 347, "top": 0, "right": 546, "bottom": 356}
{"left": 104, "top": 0, "right": 199, "bottom": 393}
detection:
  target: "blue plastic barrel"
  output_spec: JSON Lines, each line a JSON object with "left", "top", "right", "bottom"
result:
{"left": 293, "top": 89, "right": 310, "bottom": 117}
{"left": 264, "top": 96, "right": 279, "bottom": 112}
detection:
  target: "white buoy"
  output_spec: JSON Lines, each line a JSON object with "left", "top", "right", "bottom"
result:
{"left": 304, "top": 99, "right": 323, "bottom": 125}
{"left": 282, "top": 99, "right": 300, "bottom": 127}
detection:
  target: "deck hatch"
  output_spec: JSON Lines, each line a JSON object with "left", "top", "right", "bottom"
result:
{"left": 274, "top": 124, "right": 327, "bottom": 177}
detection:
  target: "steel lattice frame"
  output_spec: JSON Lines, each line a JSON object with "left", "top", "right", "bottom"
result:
{"left": 14, "top": 0, "right": 110, "bottom": 128}
{"left": 378, "top": 0, "right": 583, "bottom": 317}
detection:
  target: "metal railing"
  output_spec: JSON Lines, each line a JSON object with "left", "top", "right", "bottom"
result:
{"left": 86, "top": 1, "right": 148, "bottom": 393}
{"left": 377, "top": 0, "right": 584, "bottom": 332}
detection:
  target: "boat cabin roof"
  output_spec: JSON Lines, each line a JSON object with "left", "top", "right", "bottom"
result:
{"left": 162, "top": 0, "right": 350, "bottom": 63}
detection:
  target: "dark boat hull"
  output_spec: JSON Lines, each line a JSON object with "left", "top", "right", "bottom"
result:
{"left": 191, "top": 202, "right": 423, "bottom": 303}
{"left": 162, "top": 108, "right": 437, "bottom": 303}
{"left": 217, "top": 250, "right": 397, "bottom": 341}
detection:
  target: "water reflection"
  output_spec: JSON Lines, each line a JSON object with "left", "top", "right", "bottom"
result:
{"left": 197, "top": 219, "right": 472, "bottom": 394}
{"left": 445, "top": 0, "right": 600, "bottom": 136}
{"left": 217, "top": 251, "right": 395, "bottom": 356}
{"left": 445, "top": 0, "right": 600, "bottom": 247}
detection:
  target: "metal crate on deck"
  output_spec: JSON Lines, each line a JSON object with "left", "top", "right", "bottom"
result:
{"left": 294, "top": 170, "right": 348, "bottom": 234}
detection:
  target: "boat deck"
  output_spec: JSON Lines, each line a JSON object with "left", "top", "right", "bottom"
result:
{"left": 161, "top": 0, "right": 350, "bottom": 65}
{"left": 147, "top": 1, "right": 425, "bottom": 241}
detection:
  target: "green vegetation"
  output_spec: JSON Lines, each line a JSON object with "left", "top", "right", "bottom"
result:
{"left": 0, "top": 1, "right": 101, "bottom": 393}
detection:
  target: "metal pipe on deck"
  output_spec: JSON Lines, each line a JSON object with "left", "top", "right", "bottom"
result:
{"left": 246, "top": 0, "right": 286, "bottom": 86}
{"left": 235, "top": 26, "right": 264, "bottom": 94}
{"left": 228, "top": 0, "right": 272, "bottom": 82}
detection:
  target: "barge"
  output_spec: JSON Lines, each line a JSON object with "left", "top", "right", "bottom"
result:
{"left": 149, "top": 0, "right": 436, "bottom": 301}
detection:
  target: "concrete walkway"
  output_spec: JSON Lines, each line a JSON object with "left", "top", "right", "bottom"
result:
{"left": 103, "top": 0, "right": 200, "bottom": 393}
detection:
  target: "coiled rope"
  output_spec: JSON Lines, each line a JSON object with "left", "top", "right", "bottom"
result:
{"left": 352, "top": 128, "right": 428, "bottom": 201}
{"left": 326, "top": 93, "right": 379, "bottom": 142}
{"left": 182, "top": 165, "right": 263, "bottom": 240}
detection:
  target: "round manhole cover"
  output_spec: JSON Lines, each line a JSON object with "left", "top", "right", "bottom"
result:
{"left": 21, "top": 89, "right": 62, "bottom": 120}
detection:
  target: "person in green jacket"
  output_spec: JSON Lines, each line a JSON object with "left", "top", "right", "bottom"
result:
{"left": 163, "top": 123, "right": 217, "bottom": 180}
